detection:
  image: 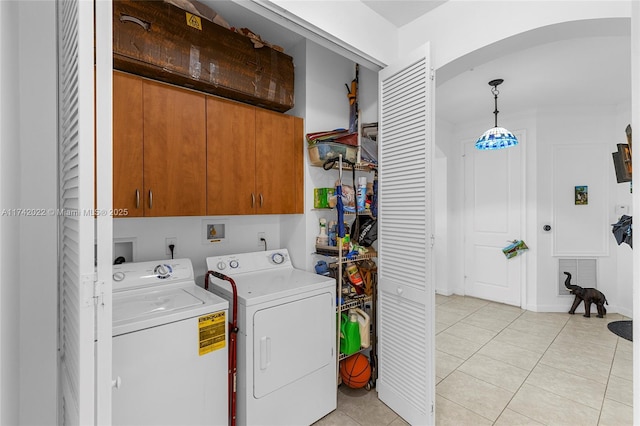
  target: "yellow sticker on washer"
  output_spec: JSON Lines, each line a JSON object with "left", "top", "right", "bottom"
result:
{"left": 198, "top": 311, "right": 226, "bottom": 356}
{"left": 185, "top": 12, "right": 202, "bottom": 30}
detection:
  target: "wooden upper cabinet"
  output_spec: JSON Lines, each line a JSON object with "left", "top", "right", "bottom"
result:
{"left": 255, "top": 109, "right": 296, "bottom": 214}
{"left": 206, "top": 97, "right": 256, "bottom": 215}
{"left": 113, "top": 71, "right": 144, "bottom": 217}
{"left": 207, "top": 96, "right": 304, "bottom": 215}
{"left": 293, "top": 116, "right": 304, "bottom": 213}
{"left": 143, "top": 80, "right": 207, "bottom": 216}
{"left": 114, "top": 73, "right": 301, "bottom": 217}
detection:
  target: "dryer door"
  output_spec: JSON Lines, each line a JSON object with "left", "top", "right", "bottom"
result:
{"left": 253, "top": 291, "right": 334, "bottom": 398}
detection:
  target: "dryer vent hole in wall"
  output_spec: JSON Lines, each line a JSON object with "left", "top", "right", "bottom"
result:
{"left": 558, "top": 258, "right": 597, "bottom": 296}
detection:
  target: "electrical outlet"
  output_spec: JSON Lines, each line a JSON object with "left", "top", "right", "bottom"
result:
{"left": 257, "top": 232, "right": 266, "bottom": 247}
{"left": 166, "top": 237, "right": 177, "bottom": 255}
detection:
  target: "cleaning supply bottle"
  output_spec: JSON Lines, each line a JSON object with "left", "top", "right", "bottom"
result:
{"left": 354, "top": 308, "right": 371, "bottom": 348}
{"left": 357, "top": 176, "right": 367, "bottom": 212}
{"left": 340, "top": 311, "right": 361, "bottom": 355}
{"left": 346, "top": 262, "right": 364, "bottom": 294}
{"left": 316, "top": 218, "right": 328, "bottom": 246}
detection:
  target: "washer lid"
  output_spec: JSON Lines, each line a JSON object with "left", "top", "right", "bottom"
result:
{"left": 113, "top": 284, "right": 228, "bottom": 336}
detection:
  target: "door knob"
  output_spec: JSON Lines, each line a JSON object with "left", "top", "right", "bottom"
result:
{"left": 112, "top": 376, "right": 122, "bottom": 389}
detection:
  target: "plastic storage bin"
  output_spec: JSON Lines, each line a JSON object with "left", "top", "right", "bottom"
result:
{"left": 308, "top": 142, "right": 357, "bottom": 167}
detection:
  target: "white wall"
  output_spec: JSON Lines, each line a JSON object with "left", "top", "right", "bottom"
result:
{"left": 630, "top": 4, "right": 639, "bottom": 423}
{"left": 269, "top": 0, "right": 397, "bottom": 67}
{"left": 0, "top": 1, "right": 58, "bottom": 423}
{"left": 0, "top": 1, "right": 21, "bottom": 424}
{"left": 300, "top": 40, "right": 364, "bottom": 271}
{"left": 434, "top": 150, "right": 449, "bottom": 295}
{"left": 280, "top": 38, "right": 308, "bottom": 270}
{"left": 535, "top": 105, "right": 632, "bottom": 315}
{"left": 17, "top": 2, "right": 58, "bottom": 424}
{"left": 113, "top": 215, "right": 282, "bottom": 283}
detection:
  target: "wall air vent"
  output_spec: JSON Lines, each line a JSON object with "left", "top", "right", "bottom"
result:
{"left": 558, "top": 258, "right": 597, "bottom": 296}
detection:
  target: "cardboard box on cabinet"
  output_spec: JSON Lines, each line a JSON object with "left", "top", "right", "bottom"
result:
{"left": 113, "top": 0, "right": 295, "bottom": 112}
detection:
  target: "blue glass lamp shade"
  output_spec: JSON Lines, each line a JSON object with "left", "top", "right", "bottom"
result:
{"left": 475, "top": 126, "right": 518, "bottom": 150}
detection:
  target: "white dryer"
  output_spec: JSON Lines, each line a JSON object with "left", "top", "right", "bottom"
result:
{"left": 112, "top": 258, "right": 228, "bottom": 426}
{"left": 206, "top": 249, "right": 336, "bottom": 426}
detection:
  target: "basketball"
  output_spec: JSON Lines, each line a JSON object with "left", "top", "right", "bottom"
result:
{"left": 340, "top": 353, "right": 371, "bottom": 388}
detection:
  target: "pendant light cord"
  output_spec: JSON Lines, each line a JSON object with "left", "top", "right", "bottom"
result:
{"left": 492, "top": 86, "right": 499, "bottom": 127}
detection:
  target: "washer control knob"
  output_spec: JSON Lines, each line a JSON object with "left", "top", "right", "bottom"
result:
{"left": 154, "top": 264, "right": 172, "bottom": 279}
{"left": 113, "top": 271, "right": 125, "bottom": 282}
{"left": 271, "top": 252, "right": 285, "bottom": 264}
{"left": 229, "top": 260, "right": 239, "bottom": 269}
{"left": 216, "top": 261, "right": 226, "bottom": 271}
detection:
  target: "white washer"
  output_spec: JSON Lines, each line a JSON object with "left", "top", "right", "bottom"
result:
{"left": 112, "top": 258, "right": 228, "bottom": 426}
{"left": 206, "top": 249, "right": 336, "bottom": 426}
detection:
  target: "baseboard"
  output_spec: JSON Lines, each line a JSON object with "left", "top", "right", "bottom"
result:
{"left": 527, "top": 303, "right": 630, "bottom": 318}
{"left": 435, "top": 288, "right": 454, "bottom": 296}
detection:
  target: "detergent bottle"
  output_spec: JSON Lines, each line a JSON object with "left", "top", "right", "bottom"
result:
{"left": 340, "top": 311, "right": 361, "bottom": 355}
{"left": 354, "top": 308, "right": 371, "bottom": 348}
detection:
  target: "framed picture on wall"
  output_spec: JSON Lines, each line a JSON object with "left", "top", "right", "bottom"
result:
{"left": 575, "top": 186, "right": 588, "bottom": 205}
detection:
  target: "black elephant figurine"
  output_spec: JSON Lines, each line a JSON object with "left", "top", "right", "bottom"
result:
{"left": 564, "top": 272, "right": 608, "bottom": 318}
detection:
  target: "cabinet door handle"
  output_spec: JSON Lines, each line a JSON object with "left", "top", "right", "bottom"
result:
{"left": 119, "top": 15, "right": 151, "bottom": 31}
{"left": 148, "top": 190, "right": 153, "bottom": 209}
{"left": 251, "top": 193, "right": 255, "bottom": 208}
{"left": 259, "top": 193, "right": 264, "bottom": 208}
{"left": 135, "top": 189, "right": 140, "bottom": 209}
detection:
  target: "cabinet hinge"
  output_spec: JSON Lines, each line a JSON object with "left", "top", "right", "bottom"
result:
{"left": 430, "top": 235, "right": 435, "bottom": 248}
{"left": 430, "top": 67, "right": 435, "bottom": 81}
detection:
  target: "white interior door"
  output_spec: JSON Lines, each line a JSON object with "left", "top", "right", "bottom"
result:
{"left": 58, "top": 1, "right": 112, "bottom": 424}
{"left": 463, "top": 134, "right": 524, "bottom": 306}
{"left": 57, "top": 0, "right": 97, "bottom": 424}
{"left": 377, "top": 43, "right": 435, "bottom": 425}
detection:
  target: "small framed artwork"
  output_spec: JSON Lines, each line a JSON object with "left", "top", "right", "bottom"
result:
{"left": 575, "top": 186, "right": 588, "bottom": 205}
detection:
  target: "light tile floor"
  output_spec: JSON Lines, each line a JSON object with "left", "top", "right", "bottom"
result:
{"left": 315, "top": 294, "right": 634, "bottom": 426}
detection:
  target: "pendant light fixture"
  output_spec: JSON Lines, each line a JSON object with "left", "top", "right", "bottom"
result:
{"left": 475, "top": 79, "right": 518, "bottom": 150}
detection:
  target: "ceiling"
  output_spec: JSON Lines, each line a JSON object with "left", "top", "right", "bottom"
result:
{"left": 201, "top": 1, "right": 631, "bottom": 128}
{"left": 360, "top": 0, "right": 448, "bottom": 27}
{"left": 436, "top": 33, "right": 631, "bottom": 126}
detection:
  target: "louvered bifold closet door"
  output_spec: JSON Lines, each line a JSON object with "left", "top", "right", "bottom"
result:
{"left": 58, "top": 0, "right": 97, "bottom": 424}
{"left": 377, "top": 43, "right": 435, "bottom": 425}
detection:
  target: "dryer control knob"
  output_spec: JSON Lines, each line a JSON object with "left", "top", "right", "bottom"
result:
{"left": 217, "top": 261, "right": 226, "bottom": 270}
{"left": 113, "top": 271, "right": 125, "bottom": 282}
{"left": 154, "top": 264, "right": 172, "bottom": 279}
{"left": 229, "top": 260, "right": 239, "bottom": 269}
{"left": 271, "top": 252, "right": 285, "bottom": 264}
